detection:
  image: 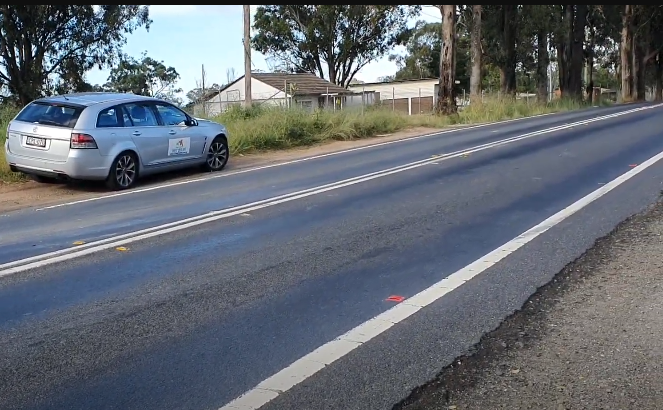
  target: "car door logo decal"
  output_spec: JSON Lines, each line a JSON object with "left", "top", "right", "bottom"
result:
{"left": 168, "top": 137, "right": 191, "bottom": 156}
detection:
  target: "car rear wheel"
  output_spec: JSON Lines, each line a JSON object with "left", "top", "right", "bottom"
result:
{"left": 204, "top": 136, "right": 229, "bottom": 172}
{"left": 106, "top": 152, "right": 138, "bottom": 191}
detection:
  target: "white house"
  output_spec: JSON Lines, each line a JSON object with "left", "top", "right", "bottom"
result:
{"left": 198, "top": 72, "right": 358, "bottom": 116}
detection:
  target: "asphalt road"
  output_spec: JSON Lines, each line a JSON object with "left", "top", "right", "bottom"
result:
{"left": 1, "top": 103, "right": 663, "bottom": 410}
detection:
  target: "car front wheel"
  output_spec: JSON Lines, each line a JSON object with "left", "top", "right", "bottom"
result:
{"left": 204, "top": 136, "right": 229, "bottom": 172}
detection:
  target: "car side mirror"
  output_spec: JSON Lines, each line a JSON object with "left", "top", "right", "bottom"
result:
{"left": 184, "top": 118, "right": 197, "bottom": 127}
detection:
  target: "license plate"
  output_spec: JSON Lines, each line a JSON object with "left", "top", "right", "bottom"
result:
{"left": 25, "top": 136, "right": 46, "bottom": 147}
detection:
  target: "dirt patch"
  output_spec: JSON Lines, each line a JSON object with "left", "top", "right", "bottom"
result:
{"left": 0, "top": 126, "right": 444, "bottom": 213}
{"left": 394, "top": 200, "right": 663, "bottom": 410}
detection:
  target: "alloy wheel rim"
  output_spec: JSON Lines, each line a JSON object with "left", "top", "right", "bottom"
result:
{"left": 207, "top": 142, "right": 228, "bottom": 170}
{"left": 115, "top": 155, "right": 136, "bottom": 187}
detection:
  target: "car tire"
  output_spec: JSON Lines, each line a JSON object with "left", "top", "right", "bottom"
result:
{"left": 203, "top": 136, "right": 229, "bottom": 172}
{"left": 106, "top": 151, "right": 139, "bottom": 191}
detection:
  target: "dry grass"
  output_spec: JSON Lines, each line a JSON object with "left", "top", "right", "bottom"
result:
{"left": 0, "top": 97, "right": 607, "bottom": 183}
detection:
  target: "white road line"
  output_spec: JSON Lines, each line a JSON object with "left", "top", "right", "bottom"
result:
{"left": 38, "top": 108, "right": 614, "bottom": 211}
{"left": 218, "top": 142, "right": 663, "bottom": 410}
{"left": 0, "top": 104, "right": 658, "bottom": 277}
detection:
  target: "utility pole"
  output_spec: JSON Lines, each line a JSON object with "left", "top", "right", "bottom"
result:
{"left": 243, "top": 4, "right": 252, "bottom": 108}
{"left": 201, "top": 64, "right": 206, "bottom": 116}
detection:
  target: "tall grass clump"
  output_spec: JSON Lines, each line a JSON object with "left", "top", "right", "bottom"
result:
{"left": 0, "top": 105, "right": 22, "bottom": 183}
{"left": 215, "top": 105, "right": 418, "bottom": 154}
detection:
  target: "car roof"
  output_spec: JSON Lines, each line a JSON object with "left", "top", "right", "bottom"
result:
{"left": 33, "top": 92, "right": 161, "bottom": 107}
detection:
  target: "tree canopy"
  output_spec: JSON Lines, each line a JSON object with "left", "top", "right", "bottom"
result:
{"left": 0, "top": 5, "right": 150, "bottom": 105}
{"left": 104, "top": 52, "right": 182, "bottom": 105}
{"left": 252, "top": 5, "right": 420, "bottom": 87}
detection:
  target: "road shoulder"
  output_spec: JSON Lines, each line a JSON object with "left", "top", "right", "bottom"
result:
{"left": 395, "top": 200, "right": 663, "bottom": 410}
{"left": 0, "top": 126, "right": 442, "bottom": 213}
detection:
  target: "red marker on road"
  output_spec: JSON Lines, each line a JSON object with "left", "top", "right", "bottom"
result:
{"left": 386, "top": 295, "right": 405, "bottom": 303}
{"left": 629, "top": 164, "right": 638, "bottom": 168}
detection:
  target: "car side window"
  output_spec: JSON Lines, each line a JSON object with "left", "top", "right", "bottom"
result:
{"left": 123, "top": 103, "right": 159, "bottom": 127}
{"left": 96, "top": 107, "right": 124, "bottom": 128}
{"left": 155, "top": 103, "right": 189, "bottom": 126}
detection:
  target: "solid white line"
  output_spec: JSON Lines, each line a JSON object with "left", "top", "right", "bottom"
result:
{"left": 1, "top": 104, "right": 659, "bottom": 277}
{"left": 38, "top": 108, "right": 614, "bottom": 211}
{"left": 218, "top": 144, "right": 663, "bottom": 410}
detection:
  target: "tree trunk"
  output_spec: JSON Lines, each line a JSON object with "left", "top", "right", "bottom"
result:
{"left": 500, "top": 5, "right": 517, "bottom": 96}
{"left": 559, "top": 5, "right": 574, "bottom": 97}
{"left": 469, "top": 5, "right": 482, "bottom": 103}
{"left": 656, "top": 52, "right": 663, "bottom": 102}
{"left": 436, "top": 5, "right": 457, "bottom": 115}
{"left": 536, "top": 30, "right": 549, "bottom": 103}
{"left": 632, "top": 39, "right": 646, "bottom": 101}
{"left": 557, "top": 41, "right": 566, "bottom": 97}
{"left": 621, "top": 5, "right": 633, "bottom": 102}
{"left": 586, "top": 26, "right": 595, "bottom": 104}
{"left": 561, "top": 5, "right": 586, "bottom": 100}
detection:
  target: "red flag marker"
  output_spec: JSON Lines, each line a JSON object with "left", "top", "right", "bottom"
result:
{"left": 386, "top": 295, "right": 405, "bottom": 303}
{"left": 629, "top": 164, "right": 638, "bottom": 168}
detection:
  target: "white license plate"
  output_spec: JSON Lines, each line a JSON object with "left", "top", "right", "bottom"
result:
{"left": 25, "top": 136, "right": 46, "bottom": 147}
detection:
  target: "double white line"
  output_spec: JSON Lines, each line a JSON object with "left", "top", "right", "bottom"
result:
{"left": 0, "top": 103, "right": 659, "bottom": 278}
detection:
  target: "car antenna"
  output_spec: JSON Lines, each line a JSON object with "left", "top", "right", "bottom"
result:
{"left": 62, "top": 94, "right": 70, "bottom": 100}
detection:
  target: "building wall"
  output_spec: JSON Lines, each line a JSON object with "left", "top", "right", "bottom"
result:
{"left": 348, "top": 79, "right": 438, "bottom": 114}
{"left": 348, "top": 79, "right": 438, "bottom": 99}
{"left": 202, "top": 77, "right": 289, "bottom": 116}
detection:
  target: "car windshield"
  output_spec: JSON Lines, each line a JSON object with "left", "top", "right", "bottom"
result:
{"left": 15, "top": 102, "right": 84, "bottom": 128}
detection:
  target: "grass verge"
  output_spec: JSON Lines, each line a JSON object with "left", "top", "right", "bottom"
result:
{"left": 0, "top": 97, "right": 608, "bottom": 184}
{"left": 216, "top": 97, "right": 605, "bottom": 154}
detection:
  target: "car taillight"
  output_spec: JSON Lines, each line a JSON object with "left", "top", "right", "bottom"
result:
{"left": 70, "top": 133, "right": 98, "bottom": 149}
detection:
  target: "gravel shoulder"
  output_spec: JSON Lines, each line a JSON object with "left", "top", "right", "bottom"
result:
{"left": 395, "top": 200, "right": 663, "bottom": 410}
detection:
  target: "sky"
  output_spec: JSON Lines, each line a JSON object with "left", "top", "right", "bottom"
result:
{"left": 86, "top": 5, "right": 442, "bottom": 102}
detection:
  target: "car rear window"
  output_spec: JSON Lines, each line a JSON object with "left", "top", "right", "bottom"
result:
{"left": 14, "top": 102, "right": 84, "bottom": 128}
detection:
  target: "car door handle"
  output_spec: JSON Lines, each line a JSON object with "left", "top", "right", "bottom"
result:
{"left": 168, "top": 130, "right": 177, "bottom": 135}
{"left": 132, "top": 131, "right": 141, "bottom": 136}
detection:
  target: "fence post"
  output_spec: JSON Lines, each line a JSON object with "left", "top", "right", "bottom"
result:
{"left": 418, "top": 88, "right": 421, "bottom": 114}
{"left": 361, "top": 86, "right": 365, "bottom": 116}
{"left": 392, "top": 87, "right": 395, "bottom": 111}
{"left": 284, "top": 80, "right": 288, "bottom": 109}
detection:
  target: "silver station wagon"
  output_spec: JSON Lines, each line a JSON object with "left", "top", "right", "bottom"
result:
{"left": 4, "top": 92, "right": 230, "bottom": 190}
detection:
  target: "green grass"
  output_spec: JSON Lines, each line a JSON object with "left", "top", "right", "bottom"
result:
{"left": 0, "top": 97, "right": 607, "bottom": 183}
{"left": 0, "top": 105, "right": 22, "bottom": 183}
{"left": 215, "top": 97, "right": 606, "bottom": 155}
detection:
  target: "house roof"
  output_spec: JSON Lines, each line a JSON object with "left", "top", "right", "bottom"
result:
{"left": 252, "top": 72, "right": 349, "bottom": 95}
{"left": 205, "top": 72, "right": 350, "bottom": 100}
{"left": 348, "top": 78, "right": 439, "bottom": 87}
